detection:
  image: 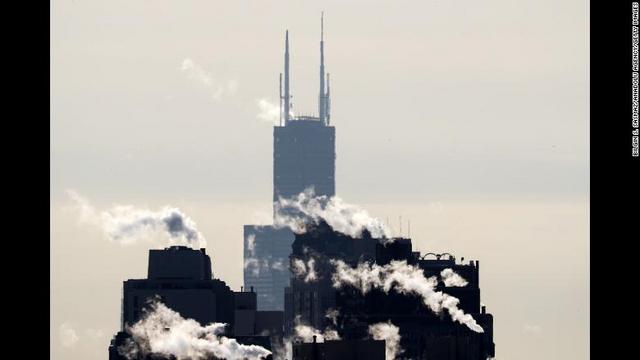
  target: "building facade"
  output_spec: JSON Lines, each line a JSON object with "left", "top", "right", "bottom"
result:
{"left": 108, "top": 246, "right": 283, "bottom": 360}
{"left": 285, "top": 222, "right": 496, "bottom": 360}
{"left": 243, "top": 16, "right": 336, "bottom": 311}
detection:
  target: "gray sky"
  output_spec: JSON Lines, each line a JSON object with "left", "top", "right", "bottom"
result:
{"left": 51, "top": 0, "right": 589, "bottom": 359}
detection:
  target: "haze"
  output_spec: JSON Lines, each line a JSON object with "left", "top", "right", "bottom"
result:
{"left": 51, "top": 0, "right": 589, "bottom": 359}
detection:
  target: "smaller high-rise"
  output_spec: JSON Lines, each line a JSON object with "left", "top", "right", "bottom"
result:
{"left": 107, "top": 246, "right": 283, "bottom": 359}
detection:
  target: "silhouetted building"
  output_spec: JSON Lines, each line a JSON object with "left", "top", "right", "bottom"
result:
{"left": 244, "top": 15, "right": 336, "bottom": 311}
{"left": 292, "top": 337, "right": 385, "bottom": 360}
{"left": 108, "top": 246, "right": 282, "bottom": 360}
{"left": 285, "top": 222, "right": 496, "bottom": 360}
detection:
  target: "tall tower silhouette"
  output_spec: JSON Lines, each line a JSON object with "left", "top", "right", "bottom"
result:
{"left": 244, "top": 15, "right": 336, "bottom": 311}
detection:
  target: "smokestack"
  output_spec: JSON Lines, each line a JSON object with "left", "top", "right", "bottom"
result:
{"left": 284, "top": 30, "right": 291, "bottom": 125}
{"left": 318, "top": 12, "right": 326, "bottom": 124}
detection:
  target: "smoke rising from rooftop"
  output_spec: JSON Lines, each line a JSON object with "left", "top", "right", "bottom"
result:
{"left": 67, "top": 190, "right": 206, "bottom": 248}
{"left": 330, "top": 259, "right": 484, "bottom": 333}
{"left": 181, "top": 58, "right": 238, "bottom": 101}
{"left": 325, "top": 308, "right": 339, "bottom": 326}
{"left": 368, "top": 321, "right": 403, "bottom": 360}
{"left": 293, "top": 316, "right": 340, "bottom": 343}
{"left": 120, "top": 301, "right": 271, "bottom": 360}
{"left": 291, "top": 257, "right": 318, "bottom": 282}
{"left": 274, "top": 188, "right": 392, "bottom": 240}
{"left": 441, "top": 268, "right": 469, "bottom": 287}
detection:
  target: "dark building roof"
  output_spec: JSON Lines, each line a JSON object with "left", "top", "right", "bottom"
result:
{"left": 285, "top": 222, "right": 496, "bottom": 359}
{"left": 148, "top": 246, "right": 212, "bottom": 280}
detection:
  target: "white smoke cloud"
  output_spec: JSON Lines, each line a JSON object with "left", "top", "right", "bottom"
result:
{"left": 271, "top": 259, "right": 286, "bottom": 270}
{"left": 272, "top": 337, "right": 292, "bottom": 360}
{"left": 368, "top": 321, "right": 403, "bottom": 360}
{"left": 244, "top": 258, "right": 261, "bottom": 276}
{"left": 60, "top": 322, "right": 80, "bottom": 348}
{"left": 293, "top": 316, "right": 340, "bottom": 343}
{"left": 291, "top": 258, "right": 318, "bottom": 282}
{"left": 244, "top": 256, "right": 287, "bottom": 276}
{"left": 181, "top": 58, "right": 238, "bottom": 101}
{"left": 440, "top": 268, "right": 469, "bottom": 287}
{"left": 120, "top": 301, "right": 271, "bottom": 360}
{"left": 246, "top": 234, "right": 256, "bottom": 256}
{"left": 244, "top": 234, "right": 288, "bottom": 276}
{"left": 274, "top": 188, "right": 392, "bottom": 240}
{"left": 325, "top": 308, "right": 339, "bottom": 326}
{"left": 67, "top": 190, "right": 206, "bottom": 248}
{"left": 330, "top": 260, "right": 484, "bottom": 333}
{"left": 257, "top": 98, "right": 280, "bottom": 124}
{"left": 256, "top": 98, "right": 297, "bottom": 124}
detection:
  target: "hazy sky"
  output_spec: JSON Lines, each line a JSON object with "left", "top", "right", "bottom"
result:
{"left": 51, "top": 0, "right": 589, "bottom": 359}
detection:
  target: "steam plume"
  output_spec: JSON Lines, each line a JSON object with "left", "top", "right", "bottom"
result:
{"left": 274, "top": 188, "right": 391, "bottom": 240}
{"left": 120, "top": 301, "right": 271, "bottom": 360}
{"left": 293, "top": 316, "right": 341, "bottom": 342}
{"left": 440, "top": 268, "right": 469, "bottom": 287}
{"left": 67, "top": 190, "right": 206, "bottom": 248}
{"left": 244, "top": 234, "right": 287, "bottom": 275}
{"left": 246, "top": 234, "right": 256, "bottom": 256}
{"left": 244, "top": 256, "right": 286, "bottom": 276}
{"left": 59, "top": 322, "right": 79, "bottom": 348}
{"left": 181, "top": 58, "right": 238, "bottom": 101}
{"left": 325, "top": 308, "right": 339, "bottom": 326}
{"left": 368, "top": 321, "right": 403, "bottom": 360}
{"left": 330, "top": 260, "right": 484, "bottom": 333}
{"left": 291, "top": 258, "right": 318, "bottom": 282}
{"left": 257, "top": 98, "right": 280, "bottom": 124}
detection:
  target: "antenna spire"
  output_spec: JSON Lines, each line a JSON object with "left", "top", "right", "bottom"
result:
{"left": 321, "top": 11, "right": 324, "bottom": 41}
{"left": 279, "top": 73, "right": 283, "bottom": 126}
{"left": 284, "top": 30, "right": 291, "bottom": 125}
{"left": 318, "top": 12, "right": 327, "bottom": 124}
{"left": 326, "top": 73, "right": 331, "bottom": 125}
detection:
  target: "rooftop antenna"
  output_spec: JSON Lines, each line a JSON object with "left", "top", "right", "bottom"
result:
{"left": 318, "top": 12, "right": 327, "bottom": 124}
{"left": 408, "top": 219, "right": 411, "bottom": 238}
{"left": 326, "top": 73, "right": 331, "bottom": 125}
{"left": 284, "top": 30, "right": 291, "bottom": 125}
{"left": 279, "top": 73, "right": 283, "bottom": 126}
{"left": 399, "top": 215, "right": 402, "bottom": 237}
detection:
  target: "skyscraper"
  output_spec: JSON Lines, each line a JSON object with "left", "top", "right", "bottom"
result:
{"left": 244, "top": 15, "right": 336, "bottom": 311}
{"left": 107, "top": 246, "right": 283, "bottom": 359}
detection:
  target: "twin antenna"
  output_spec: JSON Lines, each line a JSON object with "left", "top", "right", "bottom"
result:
{"left": 279, "top": 13, "right": 331, "bottom": 126}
